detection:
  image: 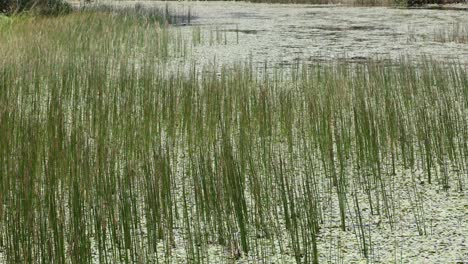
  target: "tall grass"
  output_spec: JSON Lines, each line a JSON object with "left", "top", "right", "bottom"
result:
{"left": 434, "top": 22, "right": 468, "bottom": 44}
{"left": 0, "top": 9, "right": 467, "bottom": 263}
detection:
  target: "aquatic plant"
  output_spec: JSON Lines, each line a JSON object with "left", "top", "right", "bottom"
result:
{"left": 0, "top": 9, "right": 466, "bottom": 264}
{"left": 434, "top": 22, "right": 468, "bottom": 44}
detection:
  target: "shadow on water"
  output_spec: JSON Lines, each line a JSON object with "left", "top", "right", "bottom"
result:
{"left": 229, "top": 12, "right": 269, "bottom": 19}
{"left": 403, "top": 6, "right": 468, "bottom": 11}
{"left": 312, "top": 25, "right": 389, "bottom": 31}
{"left": 221, "top": 29, "right": 266, "bottom": 34}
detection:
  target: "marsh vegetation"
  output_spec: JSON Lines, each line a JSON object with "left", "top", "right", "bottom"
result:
{"left": 0, "top": 3, "right": 467, "bottom": 264}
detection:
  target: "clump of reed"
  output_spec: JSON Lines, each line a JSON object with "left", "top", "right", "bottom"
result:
{"left": 0, "top": 9, "right": 467, "bottom": 264}
{"left": 434, "top": 22, "right": 468, "bottom": 43}
{"left": 79, "top": 3, "right": 191, "bottom": 26}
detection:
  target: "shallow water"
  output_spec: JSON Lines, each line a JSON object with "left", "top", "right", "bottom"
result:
{"left": 116, "top": 1, "right": 468, "bottom": 66}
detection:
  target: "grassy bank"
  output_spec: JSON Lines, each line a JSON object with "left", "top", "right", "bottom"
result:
{"left": 1, "top": 10, "right": 467, "bottom": 263}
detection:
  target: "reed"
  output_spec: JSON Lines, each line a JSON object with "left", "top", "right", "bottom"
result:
{"left": 0, "top": 8, "right": 466, "bottom": 264}
{"left": 434, "top": 22, "right": 468, "bottom": 44}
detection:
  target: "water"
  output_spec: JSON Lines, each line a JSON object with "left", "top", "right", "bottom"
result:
{"left": 116, "top": 1, "right": 468, "bottom": 66}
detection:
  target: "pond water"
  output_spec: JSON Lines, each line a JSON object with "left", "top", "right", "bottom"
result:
{"left": 116, "top": 1, "right": 468, "bottom": 66}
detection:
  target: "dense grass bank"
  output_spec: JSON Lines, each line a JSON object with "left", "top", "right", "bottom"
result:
{"left": 1, "top": 11, "right": 467, "bottom": 263}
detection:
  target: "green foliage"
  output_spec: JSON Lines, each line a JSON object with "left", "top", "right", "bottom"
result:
{"left": 0, "top": 0, "right": 72, "bottom": 16}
